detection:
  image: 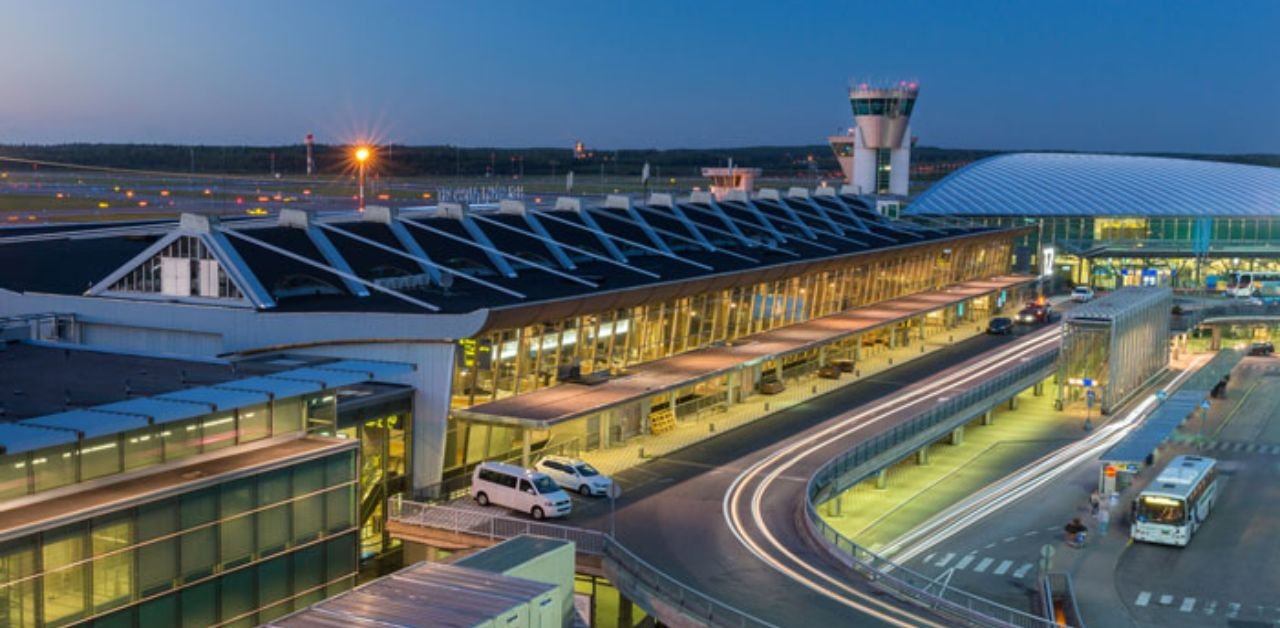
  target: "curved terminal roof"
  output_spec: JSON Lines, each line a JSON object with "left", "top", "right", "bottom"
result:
{"left": 906, "top": 153, "right": 1280, "bottom": 217}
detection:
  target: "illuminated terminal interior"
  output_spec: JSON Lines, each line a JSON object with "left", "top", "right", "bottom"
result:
{"left": 905, "top": 153, "right": 1280, "bottom": 291}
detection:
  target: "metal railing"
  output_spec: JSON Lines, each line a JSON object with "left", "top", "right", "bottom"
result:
{"left": 389, "top": 500, "right": 776, "bottom": 628}
{"left": 803, "top": 348, "right": 1066, "bottom": 628}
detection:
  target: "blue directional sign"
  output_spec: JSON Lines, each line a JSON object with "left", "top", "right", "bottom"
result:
{"left": 1201, "top": 399, "right": 1211, "bottom": 410}
{"left": 1126, "top": 463, "right": 1138, "bottom": 473}
{"left": 1082, "top": 378, "right": 1094, "bottom": 388}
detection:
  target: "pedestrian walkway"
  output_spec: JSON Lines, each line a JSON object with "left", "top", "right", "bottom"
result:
{"left": 579, "top": 321, "right": 992, "bottom": 476}
{"left": 820, "top": 375, "right": 1088, "bottom": 551}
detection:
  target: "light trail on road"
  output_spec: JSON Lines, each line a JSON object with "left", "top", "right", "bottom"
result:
{"left": 882, "top": 353, "right": 1211, "bottom": 566}
{"left": 722, "top": 328, "right": 1062, "bottom": 626}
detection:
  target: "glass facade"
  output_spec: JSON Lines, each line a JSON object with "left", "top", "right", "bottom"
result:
{"left": 317, "top": 392, "right": 412, "bottom": 562}
{"left": 445, "top": 236, "right": 1016, "bottom": 474}
{"left": 0, "top": 444, "right": 357, "bottom": 628}
{"left": 0, "top": 395, "right": 332, "bottom": 503}
{"left": 965, "top": 215, "right": 1280, "bottom": 290}
{"left": 1059, "top": 289, "right": 1172, "bottom": 413}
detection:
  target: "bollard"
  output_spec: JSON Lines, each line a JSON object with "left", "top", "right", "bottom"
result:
{"left": 709, "top": 423, "right": 715, "bottom": 433}
{"left": 812, "top": 385, "right": 818, "bottom": 394}
{"left": 949, "top": 334, "right": 954, "bottom": 343}
{"left": 638, "top": 447, "right": 646, "bottom": 458}
{"left": 920, "top": 345, "right": 925, "bottom": 354}
{"left": 764, "top": 403, "right": 770, "bottom": 412}
{"left": 888, "top": 357, "right": 893, "bottom": 365}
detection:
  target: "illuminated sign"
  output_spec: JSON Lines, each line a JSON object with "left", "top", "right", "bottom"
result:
{"left": 1041, "top": 247, "right": 1055, "bottom": 277}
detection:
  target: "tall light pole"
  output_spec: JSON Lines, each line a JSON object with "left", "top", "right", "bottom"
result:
{"left": 355, "top": 146, "right": 371, "bottom": 211}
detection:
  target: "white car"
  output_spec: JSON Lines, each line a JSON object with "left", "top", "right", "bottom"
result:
{"left": 471, "top": 461, "right": 572, "bottom": 520}
{"left": 535, "top": 456, "right": 615, "bottom": 497}
{"left": 1071, "top": 286, "right": 1095, "bottom": 302}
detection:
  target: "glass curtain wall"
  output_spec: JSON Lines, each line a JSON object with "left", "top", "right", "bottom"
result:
{"left": 0, "top": 447, "right": 357, "bottom": 628}
{"left": 450, "top": 238, "right": 1011, "bottom": 409}
{"left": 0, "top": 394, "right": 333, "bottom": 503}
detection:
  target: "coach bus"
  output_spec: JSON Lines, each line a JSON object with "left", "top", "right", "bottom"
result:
{"left": 1131, "top": 455, "right": 1218, "bottom": 547}
{"left": 1226, "top": 271, "right": 1280, "bottom": 298}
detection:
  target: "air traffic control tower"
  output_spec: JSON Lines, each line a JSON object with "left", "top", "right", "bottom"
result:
{"left": 829, "top": 81, "right": 918, "bottom": 197}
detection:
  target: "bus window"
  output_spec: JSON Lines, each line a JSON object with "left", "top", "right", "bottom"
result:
{"left": 1136, "top": 495, "right": 1185, "bottom": 524}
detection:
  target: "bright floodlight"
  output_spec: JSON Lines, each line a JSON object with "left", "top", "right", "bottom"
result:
{"left": 355, "top": 147, "right": 371, "bottom": 162}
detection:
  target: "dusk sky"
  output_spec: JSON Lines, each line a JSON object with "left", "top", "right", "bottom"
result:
{"left": 2, "top": 1, "right": 1277, "bottom": 153}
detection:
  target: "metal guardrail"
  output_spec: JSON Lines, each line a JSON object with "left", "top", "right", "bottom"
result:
{"left": 390, "top": 501, "right": 776, "bottom": 628}
{"left": 804, "top": 347, "right": 1066, "bottom": 628}
{"left": 1175, "top": 302, "right": 1280, "bottom": 329}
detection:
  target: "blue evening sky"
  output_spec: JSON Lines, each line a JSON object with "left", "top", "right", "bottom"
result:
{"left": 1, "top": 1, "right": 1276, "bottom": 153}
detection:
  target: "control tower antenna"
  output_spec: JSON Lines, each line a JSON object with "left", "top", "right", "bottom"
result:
{"left": 828, "top": 80, "right": 918, "bottom": 197}
{"left": 305, "top": 133, "right": 315, "bottom": 176}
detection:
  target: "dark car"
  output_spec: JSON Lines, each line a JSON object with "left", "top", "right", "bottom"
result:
{"left": 987, "top": 317, "right": 1014, "bottom": 335}
{"left": 1016, "top": 304, "right": 1050, "bottom": 324}
{"left": 1248, "top": 341, "right": 1275, "bottom": 357}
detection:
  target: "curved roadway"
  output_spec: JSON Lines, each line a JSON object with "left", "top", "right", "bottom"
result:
{"left": 575, "top": 327, "right": 1060, "bottom": 626}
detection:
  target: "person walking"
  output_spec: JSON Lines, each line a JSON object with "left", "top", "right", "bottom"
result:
{"left": 1089, "top": 490, "right": 1101, "bottom": 516}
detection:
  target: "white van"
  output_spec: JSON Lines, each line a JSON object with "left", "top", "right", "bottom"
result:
{"left": 470, "top": 461, "right": 572, "bottom": 520}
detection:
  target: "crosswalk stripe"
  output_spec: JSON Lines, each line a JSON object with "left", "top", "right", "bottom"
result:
{"left": 1204, "top": 600, "right": 1217, "bottom": 615}
{"left": 1159, "top": 594, "right": 1174, "bottom": 606}
{"left": 1234, "top": 442, "right": 1247, "bottom": 452}
{"left": 1135, "top": 592, "right": 1151, "bottom": 607}
{"left": 935, "top": 552, "right": 955, "bottom": 567}
{"left": 1227, "top": 602, "right": 1240, "bottom": 618}
{"left": 1012, "top": 563, "right": 1033, "bottom": 579}
{"left": 994, "top": 560, "right": 1013, "bottom": 576}
{"left": 1180, "top": 598, "right": 1196, "bottom": 612}
{"left": 955, "top": 555, "right": 975, "bottom": 570}
{"left": 974, "top": 557, "right": 993, "bottom": 573}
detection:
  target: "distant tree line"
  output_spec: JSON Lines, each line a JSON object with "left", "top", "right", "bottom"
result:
{"left": 0, "top": 143, "right": 1273, "bottom": 179}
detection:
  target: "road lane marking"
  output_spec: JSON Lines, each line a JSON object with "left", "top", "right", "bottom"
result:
{"left": 1003, "top": 536, "right": 1017, "bottom": 543}
{"left": 1023, "top": 530, "right": 1037, "bottom": 536}
{"left": 723, "top": 332, "right": 1064, "bottom": 628}
{"left": 1180, "top": 598, "right": 1196, "bottom": 612}
{"left": 973, "top": 557, "right": 993, "bottom": 573}
{"left": 994, "top": 560, "right": 1013, "bottom": 576}
{"left": 935, "top": 552, "right": 955, "bottom": 567}
{"left": 954, "top": 554, "right": 975, "bottom": 570}
{"left": 1135, "top": 592, "right": 1151, "bottom": 607}
{"left": 922, "top": 553, "right": 935, "bottom": 563}
{"left": 1159, "top": 594, "right": 1173, "bottom": 606}
{"left": 1227, "top": 602, "right": 1240, "bottom": 618}
{"left": 1203, "top": 600, "right": 1217, "bottom": 615}
{"left": 1012, "top": 563, "right": 1033, "bottom": 579}
{"left": 983, "top": 542, "right": 996, "bottom": 549}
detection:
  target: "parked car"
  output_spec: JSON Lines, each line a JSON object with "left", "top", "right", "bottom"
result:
{"left": 1016, "top": 303, "right": 1051, "bottom": 324}
{"left": 817, "top": 364, "right": 841, "bottom": 379}
{"left": 760, "top": 379, "right": 786, "bottom": 395}
{"left": 1247, "top": 341, "right": 1275, "bottom": 357}
{"left": 831, "top": 358, "right": 855, "bottom": 373}
{"left": 535, "top": 455, "right": 615, "bottom": 497}
{"left": 1071, "top": 286, "right": 1095, "bottom": 302}
{"left": 471, "top": 461, "right": 572, "bottom": 520}
{"left": 987, "top": 317, "right": 1014, "bottom": 335}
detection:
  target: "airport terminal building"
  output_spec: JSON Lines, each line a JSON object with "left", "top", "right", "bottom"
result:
{"left": 0, "top": 189, "right": 1031, "bottom": 622}
{"left": 905, "top": 153, "right": 1280, "bottom": 291}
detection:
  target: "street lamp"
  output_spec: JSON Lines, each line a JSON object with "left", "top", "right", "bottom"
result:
{"left": 355, "top": 146, "right": 371, "bottom": 211}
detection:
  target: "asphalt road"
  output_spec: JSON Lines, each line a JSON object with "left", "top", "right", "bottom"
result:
{"left": 568, "top": 325, "right": 1057, "bottom": 626}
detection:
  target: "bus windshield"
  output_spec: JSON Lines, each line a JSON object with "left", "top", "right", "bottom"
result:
{"left": 1137, "top": 495, "right": 1185, "bottom": 524}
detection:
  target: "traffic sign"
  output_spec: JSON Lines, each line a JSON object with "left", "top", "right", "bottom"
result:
{"left": 1126, "top": 463, "right": 1139, "bottom": 473}
{"left": 1082, "top": 378, "right": 1094, "bottom": 387}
